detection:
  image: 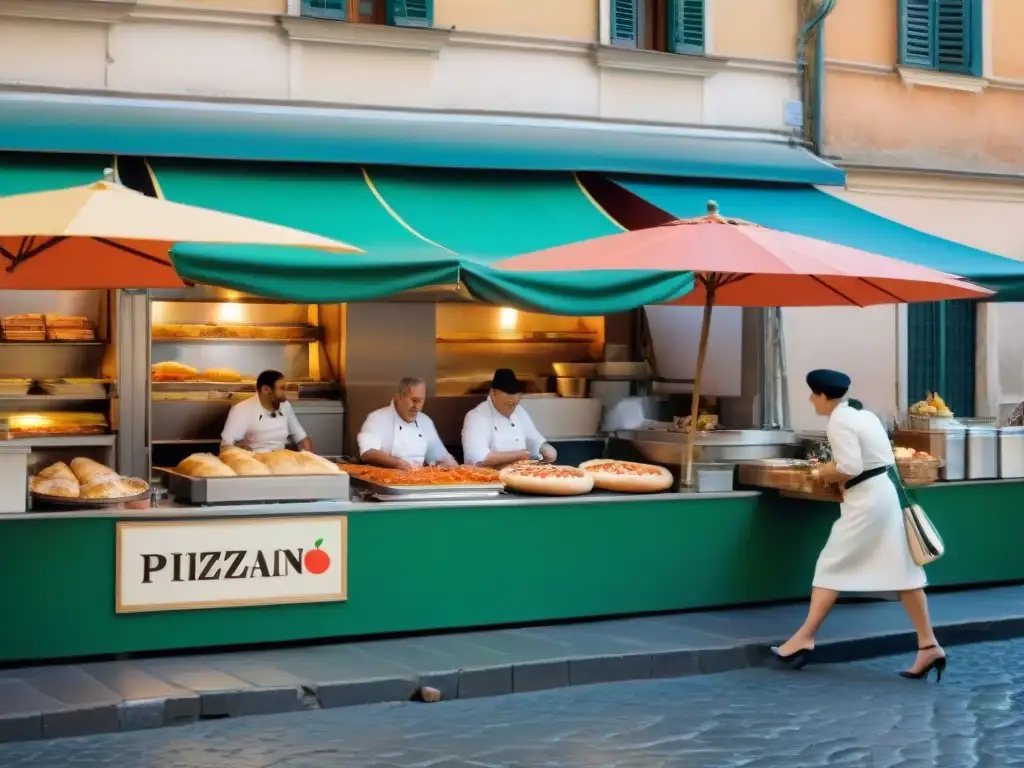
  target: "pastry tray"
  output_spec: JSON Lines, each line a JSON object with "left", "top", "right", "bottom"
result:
{"left": 349, "top": 476, "right": 505, "bottom": 502}
{"left": 31, "top": 477, "right": 151, "bottom": 509}
{"left": 155, "top": 467, "right": 350, "bottom": 505}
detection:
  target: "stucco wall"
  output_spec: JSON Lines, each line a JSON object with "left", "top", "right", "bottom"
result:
{"left": 435, "top": 0, "right": 597, "bottom": 41}
{"left": 823, "top": 0, "right": 1024, "bottom": 173}
{"left": 711, "top": 0, "right": 798, "bottom": 61}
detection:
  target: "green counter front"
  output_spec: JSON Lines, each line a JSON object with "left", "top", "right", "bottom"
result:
{"left": 1, "top": 481, "right": 1022, "bottom": 664}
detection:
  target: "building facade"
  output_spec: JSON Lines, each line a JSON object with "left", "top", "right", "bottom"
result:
{"left": 805, "top": 0, "right": 1024, "bottom": 424}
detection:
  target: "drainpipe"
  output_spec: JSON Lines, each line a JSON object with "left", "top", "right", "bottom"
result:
{"left": 796, "top": 0, "right": 837, "bottom": 152}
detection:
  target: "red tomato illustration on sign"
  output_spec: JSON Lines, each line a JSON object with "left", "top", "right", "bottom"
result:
{"left": 303, "top": 538, "right": 330, "bottom": 575}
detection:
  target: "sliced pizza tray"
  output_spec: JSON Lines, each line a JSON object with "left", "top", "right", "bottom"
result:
{"left": 349, "top": 476, "right": 505, "bottom": 502}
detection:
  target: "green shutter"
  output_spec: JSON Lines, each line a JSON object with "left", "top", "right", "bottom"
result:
{"left": 669, "top": 0, "right": 705, "bottom": 54}
{"left": 899, "top": 0, "right": 976, "bottom": 74}
{"left": 908, "top": 300, "right": 976, "bottom": 417}
{"left": 611, "top": 0, "right": 638, "bottom": 48}
{"left": 388, "top": 0, "right": 432, "bottom": 28}
{"left": 302, "top": 0, "right": 347, "bottom": 20}
{"left": 936, "top": 0, "right": 971, "bottom": 73}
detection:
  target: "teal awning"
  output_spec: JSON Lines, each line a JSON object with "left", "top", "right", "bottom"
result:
{"left": 362, "top": 167, "right": 693, "bottom": 314}
{"left": 154, "top": 161, "right": 693, "bottom": 312}
{"left": 611, "top": 177, "right": 1024, "bottom": 299}
{"left": 152, "top": 160, "right": 460, "bottom": 302}
{"left": 0, "top": 91, "right": 843, "bottom": 185}
{"left": 0, "top": 152, "right": 107, "bottom": 195}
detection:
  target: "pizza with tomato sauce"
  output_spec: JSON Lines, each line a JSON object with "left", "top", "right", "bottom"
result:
{"left": 579, "top": 459, "right": 674, "bottom": 493}
{"left": 498, "top": 463, "right": 594, "bottom": 496}
{"left": 337, "top": 464, "right": 501, "bottom": 486}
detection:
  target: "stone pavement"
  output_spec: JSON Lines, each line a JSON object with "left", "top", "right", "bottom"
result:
{"left": 1, "top": 584, "right": 1023, "bottom": 746}
{"left": 2, "top": 638, "right": 1023, "bottom": 768}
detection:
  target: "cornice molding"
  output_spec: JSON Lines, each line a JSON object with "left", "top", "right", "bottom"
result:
{"left": 279, "top": 15, "right": 450, "bottom": 54}
{"left": 595, "top": 45, "right": 726, "bottom": 78}
{"left": 898, "top": 66, "right": 988, "bottom": 93}
{"left": 842, "top": 167, "right": 1024, "bottom": 203}
{"left": 128, "top": 5, "right": 277, "bottom": 29}
{"left": 0, "top": 0, "right": 135, "bottom": 24}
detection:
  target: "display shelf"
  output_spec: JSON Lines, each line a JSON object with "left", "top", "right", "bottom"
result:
{"left": 0, "top": 341, "right": 104, "bottom": 347}
{"left": 0, "top": 394, "right": 109, "bottom": 401}
{"left": 4, "top": 434, "right": 116, "bottom": 448}
{"left": 436, "top": 332, "right": 596, "bottom": 344}
{"left": 151, "top": 337, "right": 316, "bottom": 345}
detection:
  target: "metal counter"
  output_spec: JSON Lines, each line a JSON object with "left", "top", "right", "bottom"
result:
{"left": 0, "top": 489, "right": 760, "bottom": 520}
{"left": 611, "top": 429, "right": 799, "bottom": 465}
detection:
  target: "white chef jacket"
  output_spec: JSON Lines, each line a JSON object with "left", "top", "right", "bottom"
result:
{"left": 357, "top": 403, "right": 452, "bottom": 467}
{"left": 221, "top": 395, "right": 307, "bottom": 454}
{"left": 461, "top": 397, "right": 547, "bottom": 466}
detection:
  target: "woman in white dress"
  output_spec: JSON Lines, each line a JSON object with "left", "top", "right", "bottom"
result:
{"left": 771, "top": 369, "right": 947, "bottom": 681}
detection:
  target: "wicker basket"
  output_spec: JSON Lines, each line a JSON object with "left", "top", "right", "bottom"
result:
{"left": 897, "top": 458, "right": 941, "bottom": 488}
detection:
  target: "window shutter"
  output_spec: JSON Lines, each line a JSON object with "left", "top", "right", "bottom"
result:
{"left": 900, "top": 0, "right": 934, "bottom": 68}
{"left": 907, "top": 300, "right": 976, "bottom": 418}
{"left": 388, "top": 0, "right": 432, "bottom": 28}
{"left": 936, "top": 0, "right": 971, "bottom": 73}
{"left": 611, "top": 0, "right": 638, "bottom": 48}
{"left": 302, "top": 0, "right": 347, "bottom": 20}
{"left": 669, "top": 0, "right": 705, "bottom": 54}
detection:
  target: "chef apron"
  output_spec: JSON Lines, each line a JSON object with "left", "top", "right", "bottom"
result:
{"left": 391, "top": 414, "right": 428, "bottom": 467}
{"left": 249, "top": 408, "right": 290, "bottom": 453}
{"left": 490, "top": 408, "right": 527, "bottom": 454}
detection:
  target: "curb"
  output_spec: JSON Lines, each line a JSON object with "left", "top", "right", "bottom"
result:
{"left": 2, "top": 615, "right": 1021, "bottom": 744}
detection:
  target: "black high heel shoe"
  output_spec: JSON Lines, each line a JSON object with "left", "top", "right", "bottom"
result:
{"left": 899, "top": 644, "right": 947, "bottom": 682}
{"left": 769, "top": 645, "right": 814, "bottom": 670}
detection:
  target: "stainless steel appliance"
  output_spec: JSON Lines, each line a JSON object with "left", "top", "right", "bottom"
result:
{"left": 999, "top": 426, "right": 1024, "bottom": 479}
{"left": 157, "top": 468, "right": 350, "bottom": 505}
{"left": 555, "top": 378, "right": 588, "bottom": 398}
{"left": 612, "top": 428, "right": 799, "bottom": 465}
{"left": 965, "top": 419, "right": 999, "bottom": 480}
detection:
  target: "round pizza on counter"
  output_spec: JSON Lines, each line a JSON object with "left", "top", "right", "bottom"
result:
{"left": 579, "top": 459, "right": 674, "bottom": 493}
{"left": 498, "top": 463, "right": 594, "bottom": 496}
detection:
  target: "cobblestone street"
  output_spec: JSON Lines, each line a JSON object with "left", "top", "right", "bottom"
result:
{"left": 2, "top": 638, "right": 1023, "bottom": 768}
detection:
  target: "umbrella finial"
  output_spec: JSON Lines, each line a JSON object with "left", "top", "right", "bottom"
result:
{"left": 103, "top": 168, "right": 116, "bottom": 184}
{"left": 707, "top": 200, "right": 719, "bottom": 215}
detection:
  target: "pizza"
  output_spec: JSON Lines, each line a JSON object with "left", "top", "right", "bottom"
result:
{"left": 337, "top": 464, "right": 501, "bottom": 486}
{"left": 579, "top": 459, "right": 674, "bottom": 493}
{"left": 498, "top": 463, "right": 594, "bottom": 496}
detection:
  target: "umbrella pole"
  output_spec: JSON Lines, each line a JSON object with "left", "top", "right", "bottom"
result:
{"left": 683, "top": 280, "right": 717, "bottom": 488}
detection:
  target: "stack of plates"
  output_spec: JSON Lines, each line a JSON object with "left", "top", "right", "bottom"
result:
{"left": 45, "top": 315, "right": 96, "bottom": 342}
{"left": 2, "top": 314, "right": 46, "bottom": 342}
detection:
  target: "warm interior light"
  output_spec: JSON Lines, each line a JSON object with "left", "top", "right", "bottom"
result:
{"left": 498, "top": 307, "right": 518, "bottom": 331}
{"left": 217, "top": 302, "right": 243, "bottom": 324}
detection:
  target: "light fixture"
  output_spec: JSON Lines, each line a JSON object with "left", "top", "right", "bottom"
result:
{"left": 217, "top": 302, "right": 243, "bottom": 324}
{"left": 498, "top": 307, "right": 518, "bottom": 331}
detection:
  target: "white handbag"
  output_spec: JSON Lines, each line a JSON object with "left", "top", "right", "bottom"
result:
{"left": 888, "top": 466, "right": 945, "bottom": 566}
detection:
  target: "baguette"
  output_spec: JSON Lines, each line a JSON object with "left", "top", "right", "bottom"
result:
{"left": 70, "top": 457, "right": 119, "bottom": 486}
{"left": 294, "top": 451, "right": 342, "bottom": 474}
{"left": 254, "top": 449, "right": 303, "bottom": 475}
{"left": 220, "top": 446, "right": 271, "bottom": 476}
{"left": 176, "top": 453, "right": 236, "bottom": 478}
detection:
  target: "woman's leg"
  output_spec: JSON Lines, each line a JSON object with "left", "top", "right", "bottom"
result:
{"left": 776, "top": 587, "right": 840, "bottom": 655}
{"left": 898, "top": 588, "right": 945, "bottom": 672}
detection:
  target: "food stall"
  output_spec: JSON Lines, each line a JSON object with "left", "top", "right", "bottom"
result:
{"left": 1, "top": 159, "right": 1023, "bottom": 667}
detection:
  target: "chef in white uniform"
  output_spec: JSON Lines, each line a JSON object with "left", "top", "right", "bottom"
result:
{"left": 357, "top": 377, "right": 456, "bottom": 471}
{"left": 221, "top": 369, "right": 311, "bottom": 454}
{"left": 771, "top": 369, "right": 945, "bottom": 682}
{"left": 462, "top": 368, "right": 557, "bottom": 468}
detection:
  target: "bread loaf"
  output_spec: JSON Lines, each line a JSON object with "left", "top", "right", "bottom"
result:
{"left": 254, "top": 449, "right": 303, "bottom": 475}
{"left": 176, "top": 453, "right": 236, "bottom": 478}
{"left": 70, "top": 457, "right": 119, "bottom": 486}
{"left": 294, "top": 451, "right": 342, "bottom": 474}
{"left": 151, "top": 361, "right": 198, "bottom": 381}
{"left": 37, "top": 461, "right": 78, "bottom": 484}
{"left": 219, "top": 447, "right": 271, "bottom": 476}
{"left": 81, "top": 479, "right": 131, "bottom": 499}
{"left": 199, "top": 368, "right": 241, "bottom": 383}
{"left": 31, "top": 476, "right": 80, "bottom": 498}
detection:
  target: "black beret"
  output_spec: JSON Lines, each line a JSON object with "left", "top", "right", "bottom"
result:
{"left": 806, "top": 369, "right": 851, "bottom": 399}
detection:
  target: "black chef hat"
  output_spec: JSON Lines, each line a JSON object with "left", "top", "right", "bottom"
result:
{"left": 806, "top": 369, "right": 851, "bottom": 400}
{"left": 491, "top": 368, "right": 524, "bottom": 394}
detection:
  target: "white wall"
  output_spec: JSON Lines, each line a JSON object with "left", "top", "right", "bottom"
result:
{"left": 0, "top": 8, "right": 797, "bottom": 132}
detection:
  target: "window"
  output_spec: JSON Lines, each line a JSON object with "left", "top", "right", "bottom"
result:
{"left": 907, "top": 300, "right": 977, "bottom": 418}
{"left": 611, "top": 0, "right": 705, "bottom": 55}
{"left": 301, "top": 0, "right": 432, "bottom": 27}
{"left": 899, "top": 0, "right": 982, "bottom": 76}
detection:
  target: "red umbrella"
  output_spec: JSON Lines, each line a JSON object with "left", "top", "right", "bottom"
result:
{"left": 495, "top": 202, "right": 993, "bottom": 486}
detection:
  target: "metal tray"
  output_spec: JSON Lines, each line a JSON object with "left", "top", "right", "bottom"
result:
{"left": 369, "top": 490, "right": 505, "bottom": 502}
{"left": 155, "top": 467, "right": 350, "bottom": 505}
{"left": 31, "top": 477, "right": 151, "bottom": 509}
{"left": 350, "top": 476, "right": 505, "bottom": 499}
